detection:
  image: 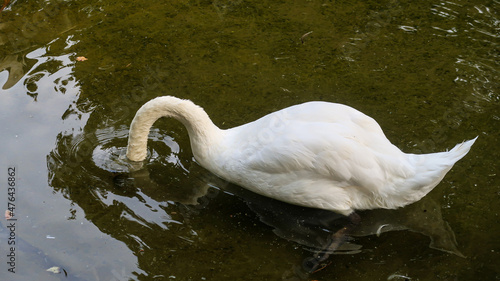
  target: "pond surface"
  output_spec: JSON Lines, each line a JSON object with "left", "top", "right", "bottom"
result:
{"left": 0, "top": 0, "right": 498, "bottom": 280}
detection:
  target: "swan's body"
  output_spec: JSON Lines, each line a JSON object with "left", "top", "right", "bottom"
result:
{"left": 126, "top": 96, "right": 476, "bottom": 216}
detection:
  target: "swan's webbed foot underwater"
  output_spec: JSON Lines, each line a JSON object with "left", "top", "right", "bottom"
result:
{"left": 304, "top": 212, "right": 361, "bottom": 273}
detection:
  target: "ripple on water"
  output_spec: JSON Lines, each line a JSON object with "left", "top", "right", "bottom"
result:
{"left": 91, "top": 126, "right": 143, "bottom": 173}
{"left": 91, "top": 126, "right": 185, "bottom": 173}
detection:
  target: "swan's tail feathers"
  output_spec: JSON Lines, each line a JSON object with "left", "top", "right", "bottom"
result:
{"left": 445, "top": 136, "right": 478, "bottom": 163}
{"left": 418, "top": 136, "right": 478, "bottom": 171}
{"left": 401, "top": 137, "right": 477, "bottom": 205}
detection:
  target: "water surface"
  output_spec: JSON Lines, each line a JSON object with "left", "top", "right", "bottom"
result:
{"left": 0, "top": 0, "right": 498, "bottom": 280}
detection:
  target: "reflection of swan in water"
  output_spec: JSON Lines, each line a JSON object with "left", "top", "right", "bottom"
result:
{"left": 225, "top": 178, "right": 466, "bottom": 258}
{"left": 90, "top": 129, "right": 464, "bottom": 273}
{"left": 125, "top": 96, "right": 476, "bottom": 269}
{"left": 116, "top": 162, "right": 465, "bottom": 258}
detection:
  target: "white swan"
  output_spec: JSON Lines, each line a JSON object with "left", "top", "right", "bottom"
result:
{"left": 126, "top": 96, "right": 477, "bottom": 217}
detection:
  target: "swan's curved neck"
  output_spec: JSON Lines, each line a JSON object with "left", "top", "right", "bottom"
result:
{"left": 126, "top": 96, "right": 222, "bottom": 162}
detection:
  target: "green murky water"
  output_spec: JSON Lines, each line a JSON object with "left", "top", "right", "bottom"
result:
{"left": 0, "top": 0, "right": 498, "bottom": 280}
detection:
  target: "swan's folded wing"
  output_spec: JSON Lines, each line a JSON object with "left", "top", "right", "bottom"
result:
{"left": 238, "top": 120, "right": 412, "bottom": 193}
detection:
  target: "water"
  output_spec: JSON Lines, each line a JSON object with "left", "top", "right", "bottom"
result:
{"left": 0, "top": 0, "right": 498, "bottom": 280}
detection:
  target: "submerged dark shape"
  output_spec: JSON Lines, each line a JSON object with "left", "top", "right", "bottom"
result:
{"left": 122, "top": 162, "right": 464, "bottom": 258}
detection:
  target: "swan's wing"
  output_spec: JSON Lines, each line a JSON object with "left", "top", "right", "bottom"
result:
{"left": 227, "top": 102, "right": 414, "bottom": 194}
{"left": 246, "top": 125, "right": 385, "bottom": 185}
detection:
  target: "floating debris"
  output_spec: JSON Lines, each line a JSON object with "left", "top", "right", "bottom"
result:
{"left": 376, "top": 224, "right": 390, "bottom": 237}
{"left": 47, "top": 266, "right": 68, "bottom": 276}
{"left": 46, "top": 266, "right": 61, "bottom": 274}
{"left": 388, "top": 273, "right": 412, "bottom": 280}
{"left": 399, "top": 25, "right": 417, "bottom": 32}
{"left": 0, "top": 0, "right": 10, "bottom": 12}
{"left": 300, "top": 31, "right": 313, "bottom": 44}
